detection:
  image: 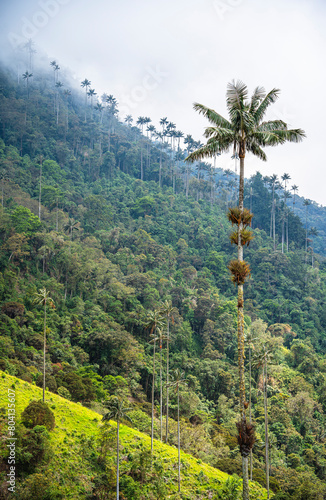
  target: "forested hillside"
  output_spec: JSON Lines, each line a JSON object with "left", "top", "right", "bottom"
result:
{"left": 1, "top": 51, "right": 326, "bottom": 499}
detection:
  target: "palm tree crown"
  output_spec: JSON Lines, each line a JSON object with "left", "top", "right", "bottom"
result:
{"left": 186, "top": 81, "right": 305, "bottom": 163}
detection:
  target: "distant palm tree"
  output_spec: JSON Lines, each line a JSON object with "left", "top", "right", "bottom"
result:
{"left": 136, "top": 116, "right": 147, "bottom": 180}
{"left": 55, "top": 81, "right": 64, "bottom": 124}
{"left": 63, "top": 89, "right": 71, "bottom": 131}
{"left": 303, "top": 199, "right": 311, "bottom": 253}
{"left": 145, "top": 309, "right": 164, "bottom": 456}
{"left": 308, "top": 227, "right": 318, "bottom": 267}
{"left": 87, "top": 89, "right": 97, "bottom": 120}
{"left": 168, "top": 369, "right": 187, "bottom": 494}
{"left": 81, "top": 78, "right": 91, "bottom": 122}
{"left": 64, "top": 219, "right": 79, "bottom": 253}
{"left": 50, "top": 60, "right": 57, "bottom": 84}
{"left": 124, "top": 114, "right": 133, "bottom": 127}
{"left": 268, "top": 174, "right": 278, "bottom": 248}
{"left": 186, "top": 81, "right": 305, "bottom": 500}
{"left": 102, "top": 397, "right": 132, "bottom": 500}
{"left": 22, "top": 71, "right": 33, "bottom": 97}
{"left": 253, "top": 347, "right": 274, "bottom": 500}
{"left": 34, "top": 288, "right": 54, "bottom": 402}
{"left": 291, "top": 184, "right": 299, "bottom": 211}
{"left": 160, "top": 300, "right": 177, "bottom": 443}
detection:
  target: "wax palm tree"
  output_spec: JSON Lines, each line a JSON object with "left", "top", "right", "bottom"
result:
{"left": 63, "top": 89, "right": 71, "bottom": 131}
{"left": 22, "top": 71, "right": 33, "bottom": 98}
{"left": 156, "top": 327, "right": 168, "bottom": 442}
{"left": 50, "top": 60, "right": 57, "bottom": 84}
{"left": 55, "top": 81, "right": 64, "bottom": 125}
{"left": 124, "top": 114, "right": 133, "bottom": 127}
{"left": 145, "top": 309, "right": 164, "bottom": 455}
{"left": 291, "top": 184, "right": 299, "bottom": 211}
{"left": 160, "top": 117, "right": 168, "bottom": 138}
{"left": 186, "top": 80, "right": 305, "bottom": 499}
{"left": 168, "top": 369, "right": 187, "bottom": 494}
{"left": 268, "top": 174, "right": 278, "bottom": 248}
{"left": 37, "top": 155, "right": 44, "bottom": 220}
{"left": 252, "top": 347, "right": 274, "bottom": 499}
{"left": 303, "top": 199, "right": 311, "bottom": 254}
{"left": 136, "top": 116, "right": 147, "bottom": 180}
{"left": 64, "top": 219, "right": 79, "bottom": 252}
{"left": 34, "top": 288, "right": 54, "bottom": 403}
{"left": 308, "top": 227, "right": 318, "bottom": 267}
{"left": 87, "top": 89, "right": 97, "bottom": 120}
{"left": 102, "top": 397, "right": 132, "bottom": 500}
{"left": 81, "top": 78, "right": 91, "bottom": 122}
{"left": 160, "top": 300, "right": 177, "bottom": 443}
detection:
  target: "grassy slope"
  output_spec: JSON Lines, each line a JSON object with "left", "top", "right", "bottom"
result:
{"left": 0, "top": 372, "right": 269, "bottom": 499}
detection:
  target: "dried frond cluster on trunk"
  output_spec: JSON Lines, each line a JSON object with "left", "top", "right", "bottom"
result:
{"left": 236, "top": 418, "right": 256, "bottom": 458}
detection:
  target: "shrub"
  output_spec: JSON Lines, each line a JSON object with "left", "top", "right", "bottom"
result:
{"left": 21, "top": 400, "right": 55, "bottom": 431}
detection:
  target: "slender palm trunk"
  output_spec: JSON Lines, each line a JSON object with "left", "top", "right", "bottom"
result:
{"left": 166, "top": 320, "right": 170, "bottom": 443}
{"left": 117, "top": 420, "right": 120, "bottom": 500}
{"left": 238, "top": 153, "right": 245, "bottom": 414}
{"left": 238, "top": 150, "right": 249, "bottom": 500}
{"left": 43, "top": 300, "right": 46, "bottom": 403}
{"left": 39, "top": 161, "right": 42, "bottom": 220}
{"left": 177, "top": 384, "right": 181, "bottom": 494}
{"left": 242, "top": 457, "right": 250, "bottom": 499}
{"left": 249, "top": 343, "right": 253, "bottom": 481}
{"left": 140, "top": 143, "right": 143, "bottom": 181}
{"left": 264, "top": 357, "right": 270, "bottom": 499}
{"left": 151, "top": 339, "right": 156, "bottom": 456}
{"left": 160, "top": 340, "right": 163, "bottom": 442}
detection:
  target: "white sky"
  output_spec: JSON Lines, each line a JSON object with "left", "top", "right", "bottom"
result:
{"left": 1, "top": 0, "right": 326, "bottom": 205}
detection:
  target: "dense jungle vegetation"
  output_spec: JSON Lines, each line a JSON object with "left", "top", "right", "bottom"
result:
{"left": 1, "top": 47, "right": 326, "bottom": 499}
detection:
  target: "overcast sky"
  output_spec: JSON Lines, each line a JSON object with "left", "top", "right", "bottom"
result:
{"left": 1, "top": 0, "right": 326, "bottom": 205}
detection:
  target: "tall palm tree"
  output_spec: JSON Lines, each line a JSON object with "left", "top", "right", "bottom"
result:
{"left": 281, "top": 174, "right": 291, "bottom": 253}
{"left": 124, "top": 114, "right": 133, "bottom": 127}
{"left": 308, "top": 226, "right": 318, "bottom": 267}
{"left": 22, "top": 71, "right": 33, "bottom": 98}
{"left": 160, "top": 301, "right": 177, "bottom": 443}
{"left": 50, "top": 60, "right": 57, "bottom": 84}
{"left": 145, "top": 309, "right": 164, "bottom": 456}
{"left": 81, "top": 78, "right": 91, "bottom": 122}
{"left": 168, "top": 369, "right": 187, "bottom": 494}
{"left": 63, "top": 89, "right": 71, "bottom": 132}
{"left": 186, "top": 80, "right": 305, "bottom": 499}
{"left": 37, "top": 155, "right": 44, "bottom": 220}
{"left": 87, "top": 89, "right": 97, "bottom": 120}
{"left": 64, "top": 219, "right": 79, "bottom": 253}
{"left": 136, "top": 116, "right": 146, "bottom": 180}
{"left": 253, "top": 347, "right": 274, "bottom": 500}
{"left": 34, "top": 288, "right": 54, "bottom": 403}
{"left": 102, "top": 397, "right": 132, "bottom": 500}
{"left": 303, "top": 199, "right": 311, "bottom": 254}
{"left": 291, "top": 184, "right": 299, "bottom": 211}
{"left": 268, "top": 174, "right": 278, "bottom": 249}
{"left": 55, "top": 81, "right": 64, "bottom": 125}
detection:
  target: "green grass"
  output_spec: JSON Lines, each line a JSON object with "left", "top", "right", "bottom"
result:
{"left": 0, "top": 371, "right": 269, "bottom": 499}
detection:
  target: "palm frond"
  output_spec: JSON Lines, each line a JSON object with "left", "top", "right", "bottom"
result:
{"left": 203, "top": 126, "right": 234, "bottom": 141}
{"left": 249, "top": 86, "right": 266, "bottom": 114}
{"left": 253, "top": 128, "right": 306, "bottom": 147}
{"left": 246, "top": 142, "right": 267, "bottom": 161}
{"left": 185, "top": 140, "right": 232, "bottom": 163}
{"left": 258, "top": 120, "right": 287, "bottom": 131}
{"left": 226, "top": 80, "right": 248, "bottom": 111}
{"left": 254, "top": 88, "right": 280, "bottom": 124}
{"left": 193, "top": 103, "right": 232, "bottom": 129}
